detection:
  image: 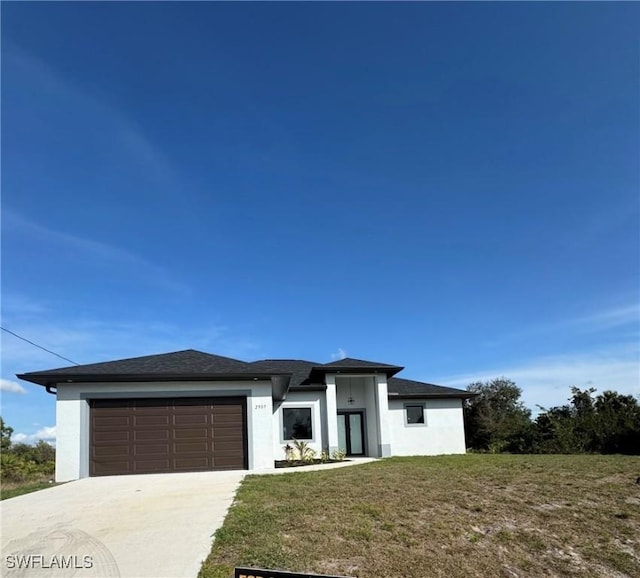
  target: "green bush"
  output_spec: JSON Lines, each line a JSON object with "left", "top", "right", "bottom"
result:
{"left": 0, "top": 416, "right": 55, "bottom": 484}
{"left": 0, "top": 453, "right": 49, "bottom": 483}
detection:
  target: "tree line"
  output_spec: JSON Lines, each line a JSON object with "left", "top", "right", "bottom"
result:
{"left": 0, "top": 417, "right": 55, "bottom": 484}
{"left": 464, "top": 378, "right": 640, "bottom": 454}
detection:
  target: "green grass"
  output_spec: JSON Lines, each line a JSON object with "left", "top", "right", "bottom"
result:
{"left": 1, "top": 480, "right": 60, "bottom": 500}
{"left": 199, "top": 454, "right": 640, "bottom": 578}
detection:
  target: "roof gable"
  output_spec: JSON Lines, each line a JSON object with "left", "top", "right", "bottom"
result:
{"left": 322, "top": 357, "right": 400, "bottom": 369}
{"left": 316, "top": 357, "right": 403, "bottom": 378}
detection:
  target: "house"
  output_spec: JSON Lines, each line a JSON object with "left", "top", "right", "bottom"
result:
{"left": 17, "top": 349, "right": 473, "bottom": 481}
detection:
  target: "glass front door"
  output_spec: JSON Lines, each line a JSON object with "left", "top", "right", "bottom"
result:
{"left": 337, "top": 411, "right": 365, "bottom": 456}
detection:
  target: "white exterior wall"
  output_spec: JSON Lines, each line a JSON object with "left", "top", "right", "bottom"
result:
{"left": 55, "top": 380, "right": 273, "bottom": 482}
{"left": 324, "top": 375, "right": 339, "bottom": 454}
{"left": 387, "top": 398, "right": 467, "bottom": 456}
{"left": 272, "top": 391, "right": 325, "bottom": 460}
{"left": 375, "top": 374, "right": 392, "bottom": 457}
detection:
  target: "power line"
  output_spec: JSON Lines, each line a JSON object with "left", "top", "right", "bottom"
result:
{"left": 1, "top": 326, "right": 80, "bottom": 366}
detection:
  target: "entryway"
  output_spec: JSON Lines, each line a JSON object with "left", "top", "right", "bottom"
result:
{"left": 337, "top": 411, "right": 365, "bottom": 456}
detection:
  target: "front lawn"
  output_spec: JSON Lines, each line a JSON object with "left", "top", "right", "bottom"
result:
{"left": 199, "top": 454, "right": 640, "bottom": 578}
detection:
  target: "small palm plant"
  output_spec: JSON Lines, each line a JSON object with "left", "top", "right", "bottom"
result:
{"left": 292, "top": 438, "right": 316, "bottom": 463}
{"left": 331, "top": 448, "right": 347, "bottom": 461}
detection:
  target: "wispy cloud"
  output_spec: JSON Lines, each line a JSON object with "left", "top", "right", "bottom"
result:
{"left": 484, "top": 301, "right": 639, "bottom": 348}
{"left": 0, "top": 295, "right": 49, "bottom": 318}
{"left": 0, "top": 379, "right": 27, "bottom": 394}
{"left": 13, "top": 426, "right": 56, "bottom": 445}
{"left": 5, "top": 45, "right": 182, "bottom": 188}
{"left": 4, "top": 210, "right": 188, "bottom": 294}
{"left": 331, "top": 348, "right": 347, "bottom": 360}
{"left": 440, "top": 343, "right": 640, "bottom": 412}
{"left": 570, "top": 304, "right": 639, "bottom": 332}
{"left": 2, "top": 302, "right": 261, "bottom": 374}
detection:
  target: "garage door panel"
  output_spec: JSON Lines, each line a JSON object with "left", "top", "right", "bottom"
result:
{"left": 213, "top": 426, "right": 244, "bottom": 437}
{"left": 214, "top": 433, "right": 243, "bottom": 445}
{"left": 93, "top": 461, "right": 130, "bottom": 475}
{"left": 174, "top": 442, "right": 209, "bottom": 453}
{"left": 94, "top": 415, "right": 131, "bottom": 428}
{"left": 173, "top": 427, "right": 209, "bottom": 439}
{"left": 134, "top": 429, "right": 169, "bottom": 441}
{"left": 133, "top": 459, "right": 171, "bottom": 472}
{"left": 174, "top": 414, "right": 209, "bottom": 425}
{"left": 213, "top": 456, "right": 244, "bottom": 469}
{"left": 216, "top": 444, "right": 243, "bottom": 454}
{"left": 93, "top": 445, "right": 130, "bottom": 457}
{"left": 214, "top": 448, "right": 244, "bottom": 458}
{"left": 94, "top": 430, "right": 130, "bottom": 442}
{"left": 134, "top": 415, "right": 170, "bottom": 426}
{"left": 90, "top": 397, "right": 246, "bottom": 476}
{"left": 134, "top": 444, "right": 170, "bottom": 455}
{"left": 174, "top": 457, "right": 210, "bottom": 469}
{"left": 211, "top": 414, "right": 242, "bottom": 426}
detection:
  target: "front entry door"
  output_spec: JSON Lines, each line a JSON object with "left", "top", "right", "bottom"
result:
{"left": 337, "top": 411, "right": 365, "bottom": 456}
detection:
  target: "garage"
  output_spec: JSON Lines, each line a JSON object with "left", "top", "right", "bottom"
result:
{"left": 90, "top": 397, "right": 247, "bottom": 476}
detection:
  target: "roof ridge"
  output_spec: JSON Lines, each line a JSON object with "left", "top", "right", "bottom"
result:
{"left": 322, "top": 357, "right": 401, "bottom": 366}
{"left": 251, "top": 358, "right": 317, "bottom": 363}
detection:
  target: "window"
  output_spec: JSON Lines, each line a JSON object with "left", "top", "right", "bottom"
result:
{"left": 282, "top": 407, "right": 313, "bottom": 440}
{"left": 406, "top": 404, "right": 425, "bottom": 425}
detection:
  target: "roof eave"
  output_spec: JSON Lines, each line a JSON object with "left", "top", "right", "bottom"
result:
{"left": 16, "top": 372, "right": 286, "bottom": 387}
{"left": 310, "top": 365, "right": 404, "bottom": 378}
{"left": 388, "top": 392, "right": 476, "bottom": 399}
{"left": 289, "top": 384, "right": 327, "bottom": 392}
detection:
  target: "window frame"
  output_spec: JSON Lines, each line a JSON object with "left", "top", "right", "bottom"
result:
{"left": 404, "top": 402, "right": 427, "bottom": 427}
{"left": 281, "top": 405, "right": 315, "bottom": 442}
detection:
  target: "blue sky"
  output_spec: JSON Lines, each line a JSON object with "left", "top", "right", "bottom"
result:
{"left": 2, "top": 2, "right": 638, "bottom": 444}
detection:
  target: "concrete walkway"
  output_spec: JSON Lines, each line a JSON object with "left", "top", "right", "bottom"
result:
{"left": 1, "top": 470, "right": 246, "bottom": 578}
{"left": 0, "top": 459, "right": 376, "bottom": 578}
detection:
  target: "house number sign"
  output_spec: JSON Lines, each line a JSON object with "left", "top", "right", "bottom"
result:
{"left": 235, "top": 568, "right": 350, "bottom": 578}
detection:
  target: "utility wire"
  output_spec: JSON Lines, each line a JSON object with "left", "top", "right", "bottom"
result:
{"left": 1, "top": 326, "right": 80, "bottom": 366}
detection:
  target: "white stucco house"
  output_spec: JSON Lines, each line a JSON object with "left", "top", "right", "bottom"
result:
{"left": 17, "top": 350, "right": 473, "bottom": 481}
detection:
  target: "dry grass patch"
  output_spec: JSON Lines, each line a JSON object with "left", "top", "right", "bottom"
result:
{"left": 199, "top": 454, "right": 640, "bottom": 578}
{"left": 0, "top": 475, "right": 60, "bottom": 500}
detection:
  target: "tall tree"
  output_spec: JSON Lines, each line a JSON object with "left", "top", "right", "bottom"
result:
{"left": 464, "top": 378, "right": 534, "bottom": 452}
{"left": 535, "top": 388, "right": 640, "bottom": 454}
{"left": 1, "top": 416, "right": 13, "bottom": 452}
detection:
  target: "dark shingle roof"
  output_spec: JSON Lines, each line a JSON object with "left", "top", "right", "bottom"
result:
{"left": 388, "top": 377, "right": 472, "bottom": 398}
{"left": 323, "top": 357, "right": 402, "bottom": 369}
{"left": 17, "top": 350, "right": 470, "bottom": 398}
{"left": 315, "top": 357, "right": 403, "bottom": 378}
{"left": 22, "top": 349, "right": 249, "bottom": 376}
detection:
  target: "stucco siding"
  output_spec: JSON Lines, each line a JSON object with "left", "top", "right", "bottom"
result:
{"left": 388, "top": 398, "right": 467, "bottom": 456}
{"left": 55, "top": 380, "right": 273, "bottom": 481}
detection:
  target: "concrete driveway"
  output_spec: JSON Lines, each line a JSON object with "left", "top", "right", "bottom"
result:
{"left": 0, "top": 470, "right": 246, "bottom": 578}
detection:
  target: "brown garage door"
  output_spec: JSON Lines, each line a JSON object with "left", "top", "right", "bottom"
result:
{"left": 90, "top": 397, "right": 247, "bottom": 476}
